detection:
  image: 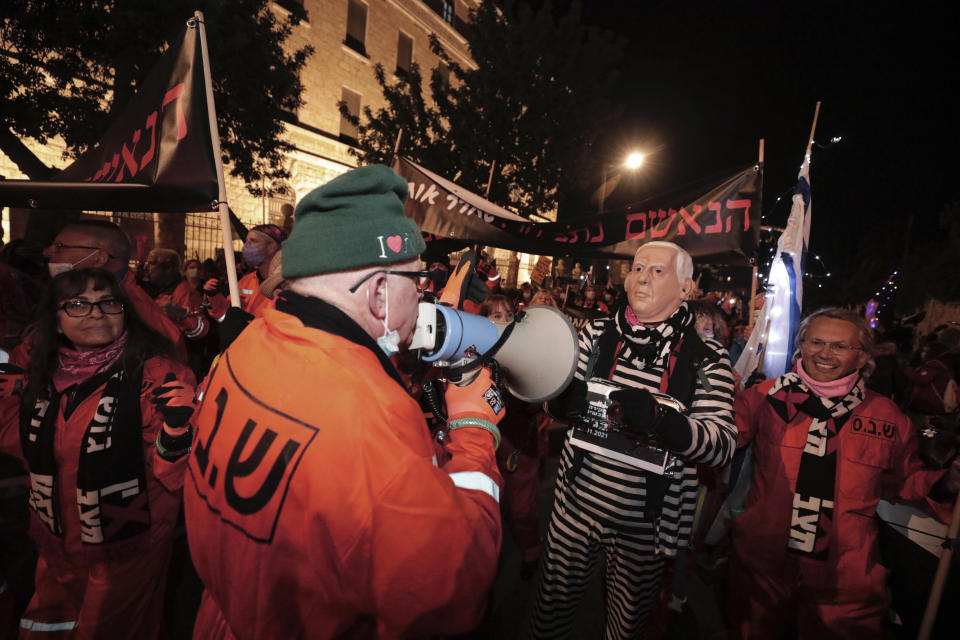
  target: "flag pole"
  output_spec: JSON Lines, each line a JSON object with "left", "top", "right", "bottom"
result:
{"left": 805, "top": 102, "right": 821, "bottom": 157}
{"left": 484, "top": 161, "right": 496, "bottom": 198}
{"left": 918, "top": 491, "right": 960, "bottom": 639}
{"left": 390, "top": 129, "right": 404, "bottom": 166}
{"left": 748, "top": 139, "right": 764, "bottom": 332}
{"left": 474, "top": 161, "right": 497, "bottom": 261}
{"left": 193, "top": 10, "right": 240, "bottom": 308}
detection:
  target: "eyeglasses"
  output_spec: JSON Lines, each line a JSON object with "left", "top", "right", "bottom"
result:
{"left": 348, "top": 269, "right": 432, "bottom": 294}
{"left": 58, "top": 299, "right": 124, "bottom": 317}
{"left": 49, "top": 241, "right": 114, "bottom": 258}
{"left": 801, "top": 338, "right": 863, "bottom": 354}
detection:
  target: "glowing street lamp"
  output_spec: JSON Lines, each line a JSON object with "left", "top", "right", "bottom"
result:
{"left": 599, "top": 151, "right": 645, "bottom": 213}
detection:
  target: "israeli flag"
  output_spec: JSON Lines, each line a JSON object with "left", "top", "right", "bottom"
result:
{"left": 735, "top": 152, "right": 812, "bottom": 382}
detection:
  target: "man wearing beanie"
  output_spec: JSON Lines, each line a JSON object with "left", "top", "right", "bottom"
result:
{"left": 184, "top": 165, "right": 507, "bottom": 639}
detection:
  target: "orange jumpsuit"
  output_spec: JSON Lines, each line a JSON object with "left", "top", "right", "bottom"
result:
{"left": 237, "top": 271, "right": 271, "bottom": 318}
{"left": 0, "top": 357, "right": 194, "bottom": 639}
{"left": 184, "top": 304, "right": 503, "bottom": 639}
{"left": 728, "top": 379, "right": 950, "bottom": 639}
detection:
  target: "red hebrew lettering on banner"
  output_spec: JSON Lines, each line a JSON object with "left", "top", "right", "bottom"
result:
{"left": 393, "top": 156, "right": 762, "bottom": 264}
{"left": 0, "top": 21, "right": 219, "bottom": 213}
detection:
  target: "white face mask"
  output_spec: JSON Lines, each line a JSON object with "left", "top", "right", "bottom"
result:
{"left": 48, "top": 262, "right": 73, "bottom": 277}
{"left": 47, "top": 249, "right": 98, "bottom": 277}
{"left": 375, "top": 278, "right": 401, "bottom": 357}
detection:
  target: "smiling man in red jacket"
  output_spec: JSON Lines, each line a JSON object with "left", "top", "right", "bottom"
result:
{"left": 729, "top": 307, "right": 960, "bottom": 638}
{"left": 184, "top": 165, "right": 506, "bottom": 640}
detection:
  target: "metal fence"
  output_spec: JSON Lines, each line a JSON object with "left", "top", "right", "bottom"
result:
{"left": 85, "top": 210, "right": 240, "bottom": 264}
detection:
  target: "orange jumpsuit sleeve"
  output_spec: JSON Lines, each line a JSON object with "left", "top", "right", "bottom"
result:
{"left": 365, "top": 427, "right": 502, "bottom": 637}
{"left": 121, "top": 274, "right": 188, "bottom": 362}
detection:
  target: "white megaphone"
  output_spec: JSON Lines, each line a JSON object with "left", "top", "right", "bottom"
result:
{"left": 409, "top": 303, "right": 580, "bottom": 403}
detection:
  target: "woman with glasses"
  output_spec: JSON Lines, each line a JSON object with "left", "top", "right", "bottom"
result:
{"left": 0, "top": 268, "right": 196, "bottom": 639}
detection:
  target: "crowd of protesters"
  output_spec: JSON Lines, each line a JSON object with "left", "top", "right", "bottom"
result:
{"left": 0, "top": 164, "right": 958, "bottom": 639}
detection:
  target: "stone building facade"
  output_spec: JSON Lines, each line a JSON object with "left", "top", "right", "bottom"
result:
{"left": 1, "top": 0, "right": 479, "bottom": 260}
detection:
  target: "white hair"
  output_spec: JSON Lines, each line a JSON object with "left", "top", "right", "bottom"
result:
{"left": 634, "top": 241, "right": 693, "bottom": 283}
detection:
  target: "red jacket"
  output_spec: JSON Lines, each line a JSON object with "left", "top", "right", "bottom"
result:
{"left": 0, "top": 356, "right": 194, "bottom": 639}
{"left": 185, "top": 305, "right": 503, "bottom": 639}
{"left": 732, "top": 378, "right": 949, "bottom": 599}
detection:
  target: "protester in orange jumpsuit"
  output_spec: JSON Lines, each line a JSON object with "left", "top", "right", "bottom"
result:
{"left": 185, "top": 165, "right": 506, "bottom": 639}
{"left": 202, "top": 224, "right": 286, "bottom": 322}
{"left": 0, "top": 268, "right": 196, "bottom": 639}
{"left": 728, "top": 308, "right": 960, "bottom": 639}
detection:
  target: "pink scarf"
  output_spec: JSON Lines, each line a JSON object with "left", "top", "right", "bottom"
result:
{"left": 53, "top": 332, "right": 128, "bottom": 392}
{"left": 624, "top": 305, "right": 663, "bottom": 328}
{"left": 796, "top": 357, "right": 860, "bottom": 399}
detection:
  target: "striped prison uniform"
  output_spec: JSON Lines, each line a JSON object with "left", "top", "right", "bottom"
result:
{"left": 529, "top": 315, "right": 736, "bottom": 640}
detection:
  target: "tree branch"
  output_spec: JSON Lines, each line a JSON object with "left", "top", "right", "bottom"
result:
{"left": 0, "top": 128, "right": 56, "bottom": 180}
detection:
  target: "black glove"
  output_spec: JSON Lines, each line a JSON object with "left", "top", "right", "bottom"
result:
{"left": 150, "top": 373, "right": 196, "bottom": 428}
{"left": 609, "top": 387, "right": 692, "bottom": 452}
{"left": 219, "top": 306, "right": 256, "bottom": 352}
{"left": 609, "top": 388, "right": 658, "bottom": 437}
{"left": 465, "top": 272, "right": 492, "bottom": 305}
{"left": 546, "top": 379, "right": 587, "bottom": 422}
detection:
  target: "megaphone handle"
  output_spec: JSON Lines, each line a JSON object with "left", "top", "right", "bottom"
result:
{"left": 421, "top": 379, "right": 448, "bottom": 426}
{"left": 489, "top": 359, "right": 503, "bottom": 390}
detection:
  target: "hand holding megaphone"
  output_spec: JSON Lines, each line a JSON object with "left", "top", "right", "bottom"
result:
{"left": 443, "top": 365, "right": 505, "bottom": 449}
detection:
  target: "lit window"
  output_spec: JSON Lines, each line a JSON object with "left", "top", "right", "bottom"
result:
{"left": 442, "top": 0, "right": 454, "bottom": 25}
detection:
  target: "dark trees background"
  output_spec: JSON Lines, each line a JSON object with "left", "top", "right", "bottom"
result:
{"left": 0, "top": 0, "right": 313, "bottom": 193}
{"left": 343, "top": 0, "right": 625, "bottom": 221}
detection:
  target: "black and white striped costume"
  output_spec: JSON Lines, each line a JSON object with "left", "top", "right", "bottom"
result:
{"left": 529, "top": 304, "right": 736, "bottom": 640}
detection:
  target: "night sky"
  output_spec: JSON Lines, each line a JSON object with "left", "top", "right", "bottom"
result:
{"left": 578, "top": 1, "right": 959, "bottom": 303}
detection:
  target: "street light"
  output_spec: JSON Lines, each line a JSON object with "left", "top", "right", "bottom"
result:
{"left": 599, "top": 151, "right": 644, "bottom": 213}
{"left": 625, "top": 152, "right": 644, "bottom": 169}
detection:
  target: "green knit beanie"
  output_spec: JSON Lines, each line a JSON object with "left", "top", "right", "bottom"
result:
{"left": 282, "top": 165, "right": 425, "bottom": 278}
